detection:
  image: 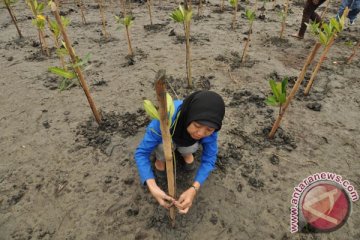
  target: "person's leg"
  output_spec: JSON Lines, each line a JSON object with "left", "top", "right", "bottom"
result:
{"left": 177, "top": 142, "right": 199, "bottom": 164}
{"left": 298, "top": 0, "right": 317, "bottom": 38}
{"left": 154, "top": 144, "right": 166, "bottom": 171}
{"left": 348, "top": 0, "right": 360, "bottom": 23}
{"left": 337, "top": 0, "right": 351, "bottom": 19}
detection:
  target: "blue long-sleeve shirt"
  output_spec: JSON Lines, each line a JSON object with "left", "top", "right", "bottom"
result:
{"left": 134, "top": 100, "right": 218, "bottom": 185}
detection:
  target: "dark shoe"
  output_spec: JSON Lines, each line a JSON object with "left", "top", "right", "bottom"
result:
{"left": 155, "top": 168, "right": 166, "bottom": 179}
{"left": 183, "top": 161, "right": 196, "bottom": 172}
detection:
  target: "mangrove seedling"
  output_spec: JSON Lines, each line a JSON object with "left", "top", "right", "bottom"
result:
{"left": 278, "top": 0, "right": 289, "bottom": 39}
{"left": 265, "top": 41, "right": 322, "bottom": 138}
{"left": 3, "top": 0, "right": 23, "bottom": 38}
{"left": 170, "top": 4, "right": 193, "bottom": 88}
{"left": 241, "top": 9, "right": 256, "bottom": 62}
{"left": 229, "top": 0, "right": 238, "bottom": 29}
{"left": 304, "top": 8, "right": 348, "bottom": 95}
{"left": 96, "top": 0, "right": 109, "bottom": 38}
{"left": 26, "top": 0, "right": 49, "bottom": 55}
{"left": 49, "top": 1, "right": 102, "bottom": 124}
{"left": 115, "top": 15, "right": 134, "bottom": 56}
{"left": 47, "top": 15, "right": 70, "bottom": 69}
{"left": 265, "top": 77, "right": 288, "bottom": 138}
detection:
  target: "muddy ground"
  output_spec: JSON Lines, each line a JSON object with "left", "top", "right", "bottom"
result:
{"left": 0, "top": 0, "right": 359, "bottom": 239}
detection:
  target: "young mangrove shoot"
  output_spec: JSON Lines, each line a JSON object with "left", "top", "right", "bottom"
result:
{"left": 115, "top": 15, "right": 134, "bottom": 56}
{"left": 229, "top": 0, "right": 238, "bottom": 29}
{"left": 170, "top": 4, "right": 193, "bottom": 88}
{"left": 266, "top": 77, "right": 288, "bottom": 138}
{"left": 304, "top": 8, "right": 349, "bottom": 95}
{"left": 241, "top": 9, "right": 256, "bottom": 63}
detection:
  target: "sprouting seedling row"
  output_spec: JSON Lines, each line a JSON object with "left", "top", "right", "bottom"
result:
{"left": 48, "top": 1, "right": 102, "bottom": 124}
{"left": 265, "top": 8, "right": 350, "bottom": 138}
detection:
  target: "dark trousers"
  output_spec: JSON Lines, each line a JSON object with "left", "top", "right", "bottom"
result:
{"left": 299, "top": 0, "right": 327, "bottom": 37}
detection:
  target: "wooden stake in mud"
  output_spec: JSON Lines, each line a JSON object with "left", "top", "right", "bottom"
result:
{"left": 269, "top": 43, "right": 321, "bottom": 138}
{"left": 347, "top": 41, "right": 360, "bottom": 64}
{"left": 50, "top": 2, "right": 102, "bottom": 124}
{"left": 155, "top": 70, "right": 176, "bottom": 226}
{"left": 4, "top": 0, "right": 23, "bottom": 38}
{"left": 303, "top": 35, "right": 335, "bottom": 95}
{"left": 184, "top": 1, "right": 192, "bottom": 88}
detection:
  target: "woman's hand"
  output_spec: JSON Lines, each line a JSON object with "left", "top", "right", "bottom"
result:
{"left": 174, "top": 187, "right": 197, "bottom": 214}
{"left": 146, "top": 179, "right": 175, "bottom": 209}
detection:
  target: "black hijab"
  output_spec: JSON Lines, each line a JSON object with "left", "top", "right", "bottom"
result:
{"left": 172, "top": 91, "right": 225, "bottom": 147}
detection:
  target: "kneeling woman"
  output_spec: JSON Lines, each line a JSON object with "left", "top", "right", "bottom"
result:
{"left": 134, "top": 91, "right": 225, "bottom": 214}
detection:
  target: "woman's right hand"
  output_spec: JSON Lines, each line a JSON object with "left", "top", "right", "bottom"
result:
{"left": 146, "top": 179, "right": 175, "bottom": 209}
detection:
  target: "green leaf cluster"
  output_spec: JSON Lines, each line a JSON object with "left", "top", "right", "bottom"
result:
{"left": 143, "top": 93, "right": 175, "bottom": 126}
{"left": 307, "top": 15, "right": 346, "bottom": 46}
{"left": 26, "top": 0, "right": 44, "bottom": 15}
{"left": 229, "top": 0, "right": 238, "bottom": 8}
{"left": 265, "top": 78, "right": 288, "bottom": 106}
{"left": 115, "top": 15, "right": 134, "bottom": 27}
{"left": 170, "top": 5, "right": 192, "bottom": 23}
{"left": 245, "top": 9, "right": 255, "bottom": 22}
{"left": 49, "top": 16, "right": 70, "bottom": 38}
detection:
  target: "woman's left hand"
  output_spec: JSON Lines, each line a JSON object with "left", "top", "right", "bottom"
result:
{"left": 174, "top": 187, "right": 197, "bottom": 214}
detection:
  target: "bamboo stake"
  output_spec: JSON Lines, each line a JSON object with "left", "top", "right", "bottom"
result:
{"left": 184, "top": 2, "right": 192, "bottom": 88}
{"left": 304, "top": 36, "right": 335, "bottom": 95}
{"left": 4, "top": 0, "right": 23, "bottom": 38}
{"left": 220, "top": 0, "right": 224, "bottom": 12}
{"left": 347, "top": 41, "right": 360, "bottom": 64}
{"left": 147, "top": 0, "right": 153, "bottom": 25}
{"left": 154, "top": 70, "right": 176, "bottom": 227}
{"left": 50, "top": 1, "right": 102, "bottom": 124}
{"left": 269, "top": 43, "right": 321, "bottom": 138}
